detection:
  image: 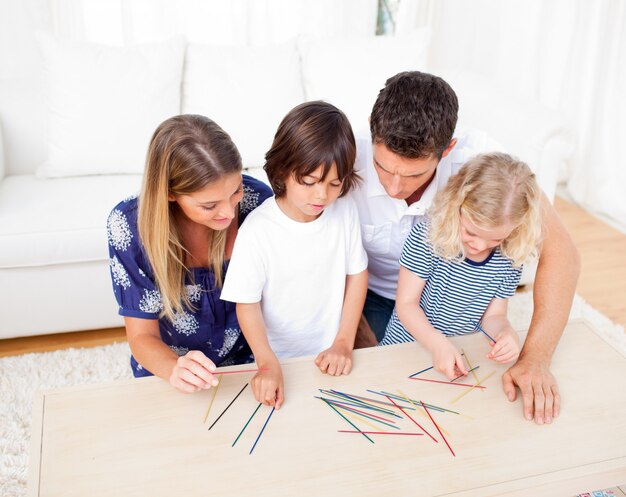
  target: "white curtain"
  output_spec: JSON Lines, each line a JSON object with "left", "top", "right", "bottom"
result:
{"left": 396, "top": 0, "right": 626, "bottom": 229}
{"left": 57, "top": 0, "right": 378, "bottom": 46}
{"left": 0, "top": 0, "right": 377, "bottom": 80}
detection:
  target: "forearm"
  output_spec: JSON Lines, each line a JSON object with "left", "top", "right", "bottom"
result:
{"left": 396, "top": 302, "right": 445, "bottom": 352}
{"left": 236, "top": 302, "right": 279, "bottom": 367}
{"left": 480, "top": 313, "right": 514, "bottom": 336}
{"left": 127, "top": 333, "right": 179, "bottom": 380}
{"left": 334, "top": 270, "right": 368, "bottom": 347}
{"left": 524, "top": 263, "right": 577, "bottom": 362}
{"left": 525, "top": 197, "right": 580, "bottom": 363}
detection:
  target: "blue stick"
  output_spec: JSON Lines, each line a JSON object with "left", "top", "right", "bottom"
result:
{"left": 409, "top": 365, "right": 433, "bottom": 378}
{"left": 471, "top": 320, "right": 497, "bottom": 343}
{"left": 249, "top": 406, "right": 275, "bottom": 455}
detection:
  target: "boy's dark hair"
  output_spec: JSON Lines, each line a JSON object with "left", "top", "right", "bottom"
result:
{"left": 264, "top": 101, "right": 359, "bottom": 198}
{"left": 370, "top": 71, "right": 458, "bottom": 159}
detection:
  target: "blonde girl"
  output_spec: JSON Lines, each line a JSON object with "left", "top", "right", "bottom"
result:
{"left": 380, "top": 152, "right": 542, "bottom": 379}
{"left": 107, "top": 114, "right": 272, "bottom": 392}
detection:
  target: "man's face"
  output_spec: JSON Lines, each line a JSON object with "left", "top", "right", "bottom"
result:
{"left": 372, "top": 143, "right": 440, "bottom": 200}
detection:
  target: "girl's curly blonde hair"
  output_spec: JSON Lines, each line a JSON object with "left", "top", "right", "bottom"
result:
{"left": 428, "top": 152, "right": 543, "bottom": 267}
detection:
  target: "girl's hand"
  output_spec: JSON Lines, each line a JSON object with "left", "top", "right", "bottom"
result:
{"left": 169, "top": 350, "right": 218, "bottom": 394}
{"left": 430, "top": 337, "right": 468, "bottom": 380}
{"left": 251, "top": 362, "right": 284, "bottom": 409}
{"left": 486, "top": 329, "right": 521, "bottom": 364}
{"left": 315, "top": 341, "right": 353, "bottom": 376}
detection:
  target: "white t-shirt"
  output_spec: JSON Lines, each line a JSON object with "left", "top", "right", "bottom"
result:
{"left": 220, "top": 196, "right": 368, "bottom": 359}
{"left": 349, "top": 129, "right": 503, "bottom": 300}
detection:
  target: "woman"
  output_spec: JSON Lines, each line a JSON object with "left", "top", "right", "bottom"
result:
{"left": 107, "top": 114, "right": 272, "bottom": 393}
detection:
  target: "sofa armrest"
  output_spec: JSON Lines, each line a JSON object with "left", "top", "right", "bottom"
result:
{"left": 431, "top": 68, "right": 575, "bottom": 203}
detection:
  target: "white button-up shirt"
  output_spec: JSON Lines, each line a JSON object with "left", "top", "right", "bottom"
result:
{"left": 350, "top": 130, "right": 501, "bottom": 299}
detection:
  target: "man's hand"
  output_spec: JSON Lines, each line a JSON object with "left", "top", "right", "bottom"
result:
{"left": 502, "top": 355, "right": 560, "bottom": 424}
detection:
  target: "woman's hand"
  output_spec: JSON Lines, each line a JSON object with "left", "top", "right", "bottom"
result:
{"left": 315, "top": 340, "right": 353, "bottom": 376}
{"left": 169, "top": 350, "right": 219, "bottom": 394}
{"left": 251, "top": 360, "right": 284, "bottom": 409}
{"left": 430, "top": 335, "right": 468, "bottom": 380}
{"left": 487, "top": 328, "right": 521, "bottom": 364}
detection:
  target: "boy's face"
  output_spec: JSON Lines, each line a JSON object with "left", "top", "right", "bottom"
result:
{"left": 168, "top": 172, "right": 244, "bottom": 231}
{"left": 372, "top": 142, "right": 455, "bottom": 200}
{"left": 277, "top": 163, "right": 343, "bottom": 222}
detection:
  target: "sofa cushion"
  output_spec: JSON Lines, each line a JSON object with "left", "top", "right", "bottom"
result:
{"left": 299, "top": 29, "right": 431, "bottom": 136}
{"left": 182, "top": 40, "right": 304, "bottom": 169}
{"left": 36, "top": 34, "right": 185, "bottom": 178}
{"left": 0, "top": 175, "right": 142, "bottom": 268}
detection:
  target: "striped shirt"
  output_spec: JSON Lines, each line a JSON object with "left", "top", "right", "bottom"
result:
{"left": 381, "top": 221, "right": 522, "bottom": 345}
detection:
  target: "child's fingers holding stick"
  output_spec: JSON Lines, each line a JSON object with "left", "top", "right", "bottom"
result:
{"left": 487, "top": 330, "right": 520, "bottom": 364}
{"left": 432, "top": 339, "right": 468, "bottom": 380}
{"left": 452, "top": 351, "right": 469, "bottom": 379}
{"left": 251, "top": 366, "right": 284, "bottom": 409}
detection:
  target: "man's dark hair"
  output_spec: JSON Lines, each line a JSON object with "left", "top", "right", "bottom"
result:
{"left": 370, "top": 71, "right": 458, "bottom": 159}
{"left": 264, "top": 101, "right": 359, "bottom": 198}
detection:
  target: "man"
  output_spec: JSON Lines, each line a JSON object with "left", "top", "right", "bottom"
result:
{"left": 350, "top": 71, "right": 579, "bottom": 425}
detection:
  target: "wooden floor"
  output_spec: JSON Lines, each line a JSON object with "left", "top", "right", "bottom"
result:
{"left": 0, "top": 196, "right": 625, "bottom": 358}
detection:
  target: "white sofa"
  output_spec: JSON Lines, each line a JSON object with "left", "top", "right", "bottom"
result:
{"left": 0, "top": 31, "right": 574, "bottom": 339}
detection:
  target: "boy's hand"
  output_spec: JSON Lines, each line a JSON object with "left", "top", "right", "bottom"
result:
{"left": 430, "top": 336, "right": 468, "bottom": 380}
{"left": 251, "top": 362, "right": 284, "bottom": 409}
{"left": 486, "top": 329, "right": 521, "bottom": 364}
{"left": 315, "top": 341, "right": 353, "bottom": 376}
{"left": 169, "top": 350, "right": 218, "bottom": 394}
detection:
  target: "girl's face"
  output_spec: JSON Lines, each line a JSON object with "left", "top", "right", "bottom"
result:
{"left": 277, "top": 163, "right": 343, "bottom": 222}
{"left": 459, "top": 212, "right": 515, "bottom": 262}
{"left": 169, "top": 172, "right": 244, "bottom": 231}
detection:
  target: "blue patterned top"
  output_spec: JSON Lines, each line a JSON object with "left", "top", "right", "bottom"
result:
{"left": 107, "top": 174, "right": 272, "bottom": 377}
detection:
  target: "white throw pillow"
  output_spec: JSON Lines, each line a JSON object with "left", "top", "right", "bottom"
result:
{"left": 36, "top": 33, "right": 185, "bottom": 178}
{"left": 299, "top": 29, "right": 431, "bottom": 136}
{"left": 182, "top": 41, "right": 304, "bottom": 169}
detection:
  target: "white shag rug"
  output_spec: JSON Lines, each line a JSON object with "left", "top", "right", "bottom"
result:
{"left": 1, "top": 292, "right": 624, "bottom": 496}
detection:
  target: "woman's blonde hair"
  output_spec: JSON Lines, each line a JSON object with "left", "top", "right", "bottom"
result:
{"left": 138, "top": 115, "right": 242, "bottom": 322}
{"left": 428, "top": 152, "right": 543, "bottom": 266}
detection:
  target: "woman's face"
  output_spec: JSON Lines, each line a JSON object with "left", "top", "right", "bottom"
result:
{"left": 169, "top": 172, "right": 244, "bottom": 230}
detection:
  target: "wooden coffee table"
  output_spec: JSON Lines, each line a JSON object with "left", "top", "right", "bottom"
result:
{"left": 28, "top": 319, "right": 626, "bottom": 496}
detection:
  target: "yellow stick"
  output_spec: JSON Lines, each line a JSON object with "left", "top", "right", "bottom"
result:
{"left": 202, "top": 374, "right": 222, "bottom": 423}
{"left": 461, "top": 348, "right": 480, "bottom": 386}
{"left": 450, "top": 370, "right": 495, "bottom": 404}
{"left": 395, "top": 389, "right": 427, "bottom": 418}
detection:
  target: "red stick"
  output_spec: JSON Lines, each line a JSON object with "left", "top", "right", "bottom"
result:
{"left": 420, "top": 400, "right": 455, "bottom": 457}
{"left": 409, "top": 377, "right": 486, "bottom": 389}
{"left": 213, "top": 368, "right": 266, "bottom": 375}
{"left": 384, "top": 395, "right": 438, "bottom": 443}
{"left": 339, "top": 431, "right": 423, "bottom": 436}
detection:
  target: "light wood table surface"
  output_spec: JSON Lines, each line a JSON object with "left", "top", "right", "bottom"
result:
{"left": 28, "top": 319, "right": 626, "bottom": 497}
